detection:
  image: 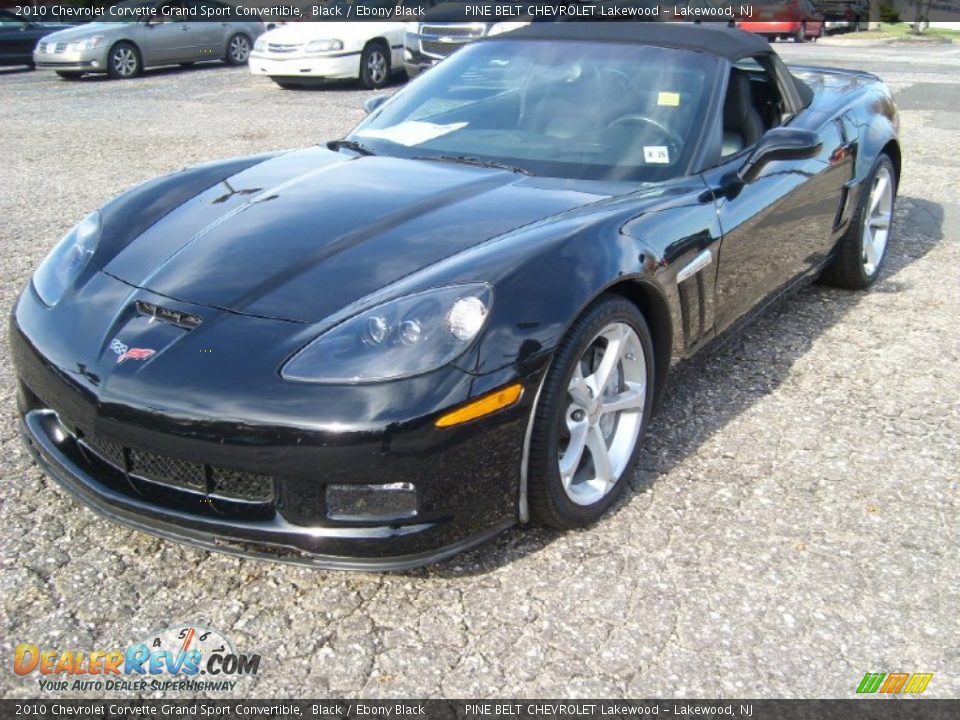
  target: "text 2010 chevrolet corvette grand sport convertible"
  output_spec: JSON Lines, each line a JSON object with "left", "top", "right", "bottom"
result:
{"left": 12, "top": 24, "right": 899, "bottom": 570}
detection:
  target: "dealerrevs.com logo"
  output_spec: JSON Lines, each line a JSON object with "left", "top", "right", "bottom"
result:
{"left": 856, "top": 672, "right": 933, "bottom": 694}
{"left": 14, "top": 625, "right": 261, "bottom": 693}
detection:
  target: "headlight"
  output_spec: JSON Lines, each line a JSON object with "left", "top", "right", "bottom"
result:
{"left": 281, "top": 284, "right": 492, "bottom": 384}
{"left": 70, "top": 35, "right": 105, "bottom": 52}
{"left": 253, "top": 36, "right": 266, "bottom": 52}
{"left": 304, "top": 39, "right": 344, "bottom": 53}
{"left": 32, "top": 211, "right": 101, "bottom": 307}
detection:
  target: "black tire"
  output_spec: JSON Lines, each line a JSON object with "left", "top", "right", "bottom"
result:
{"left": 527, "top": 295, "right": 656, "bottom": 529}
{"left": 225, "top": 33, "right": 251, "bottom": 66}
{"left": 106, "top": 41, "right": 141, "bottom": 79}
{"left": 820, "top": 154, "right": 897, "bottom": 289}
{"left": 56, "top": 71, "right": 82, "bottom": 80}
{"left": 795, "top": 23, "right": 807, "bottom": 43}
{"left": 359, "top": 41, "right": 390, "bottom": 90}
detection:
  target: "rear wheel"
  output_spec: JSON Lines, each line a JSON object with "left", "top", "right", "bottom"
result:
{"left": 225, "top": 33, "right": 251, "bottom": 65}
{"left": 820, "top": 154, "right": 897, "bottom": 289}
{"left": 359, "top": 41, "right": 390, "bottom": 90}
{"left": 527, "top": 296, "right": 655, "bottom": 529}
{"left": 107, "top": 42, "right": 141, "bottom": 79}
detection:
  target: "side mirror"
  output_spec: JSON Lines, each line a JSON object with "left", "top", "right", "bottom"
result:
{"left": 738, "top": 127, "right": 822, "bottom": 183}
{"left": 363, "top": 95, "right": 390, "bottom": 115}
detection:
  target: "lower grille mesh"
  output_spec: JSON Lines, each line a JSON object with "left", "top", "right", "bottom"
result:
{"left": 79, "top": 432, "right": 274, "bottom": 502}
{"left": 129, "top": 448, "right": 206, "bottom": 491}
{"left": 212, "top": 466, "right": 274, "bottom": 501}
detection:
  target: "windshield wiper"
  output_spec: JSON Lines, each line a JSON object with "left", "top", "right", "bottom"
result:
{"left": 327, "top": 139, "right": 376, "bottom": 156}
{"left": 413, "top": 154, "right": 531, "bottom": 176}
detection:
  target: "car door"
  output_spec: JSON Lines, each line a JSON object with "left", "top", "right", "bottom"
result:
{"left": 142, "top": 2, "right": 197, "bottom": 65}
{"left": 704, "top": 58, "right": 850, "bottom": 333}
{"left": 0, "top": 11, "right": 35, "bottom": 63}
{"left": 188, "top": 1, "right": 227, "bottom": 60}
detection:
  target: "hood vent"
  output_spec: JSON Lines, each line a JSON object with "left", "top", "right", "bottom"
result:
{"left": 135, "top": 301, "right": 202, "bottom": 330}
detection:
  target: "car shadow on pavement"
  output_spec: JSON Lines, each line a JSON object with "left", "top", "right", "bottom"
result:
{"left": 414, "top": 195, "right": 945, "bottom": 579}
{"left": 270, "top": 73, "right": 408, "bottom": 92}
{"left": 0, "top": 66, "right": 34, "bottom": 76}
{"left": 66, "top": 61, "right": 235, "bottom": 82}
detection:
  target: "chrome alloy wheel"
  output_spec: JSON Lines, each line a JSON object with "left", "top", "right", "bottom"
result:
{"left": 112, "top": 47, "right": 137, "bottom": 77}
{"left": 558, "top": 322, "right": 646, "bottom": 506}
{"left": 366, "top": 49, "right": 387, "bottom": 85}
{"left": 229, "top": 35, "right": 251, "bottom": 63}
{"left": 862, "top": 164, "right": 894, "bottom": 276}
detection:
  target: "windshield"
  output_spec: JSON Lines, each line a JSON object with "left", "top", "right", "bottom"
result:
{"left": 350, "top": 39, "right": 716, "bottom": 182}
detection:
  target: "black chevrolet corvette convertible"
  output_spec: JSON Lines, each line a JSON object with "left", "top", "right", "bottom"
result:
{"left": 12, "top": 24, "right": 899, "bottom": 570}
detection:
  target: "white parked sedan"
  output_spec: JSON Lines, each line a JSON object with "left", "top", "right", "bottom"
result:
{"left": 250, "top": 4, "right": 432, "bottom": 90}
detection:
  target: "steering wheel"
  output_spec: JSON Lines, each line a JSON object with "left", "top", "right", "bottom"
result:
{"left": 608, "top": 114, "right": 685, "bottom": 155}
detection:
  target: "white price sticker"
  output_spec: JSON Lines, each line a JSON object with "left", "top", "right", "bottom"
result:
{"left": 644, "top": 146, "right": 670, "bottom": 164}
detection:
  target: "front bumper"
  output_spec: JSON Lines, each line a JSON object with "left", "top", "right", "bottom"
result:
{"left": 12, "top": 287, "right": 543, "bottom": 570}
{"left": 248, "top": 51, "right": 360, "bottom": 80}
{"left": 402, "top": 44, "right": 438, "bottom": 79}
{"left": 33, "top": 47, "right": 108, "bottom": 73}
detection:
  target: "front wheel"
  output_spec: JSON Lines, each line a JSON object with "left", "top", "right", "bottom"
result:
{"left": 225, "top": 33, "right": 251, "bottom": 65}
{"left": 527, "top": 296, "right": 655, "bottom": 529}
{"left": 107, "top": 42, "right": 141, "bottom": 79}
{"left": 820, "top": 154, "right": 897, "bottom": 289}
{"left": 359, "top": 42, "right": 390, "bottom": 90}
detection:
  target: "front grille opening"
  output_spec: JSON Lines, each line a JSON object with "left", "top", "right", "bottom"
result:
{"left": 211, "top": 467, "right": 273, "bottom": 501}
{"left": 128, "top": 447, "right": 206, "bottom": 491}
{"left": 75, "top": 428, "right": 276, "bottom": 518}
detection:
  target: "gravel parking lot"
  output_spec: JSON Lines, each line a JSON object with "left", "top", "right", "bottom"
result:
{"left": 1, "top": 42, "right": 958, "bottom": 699}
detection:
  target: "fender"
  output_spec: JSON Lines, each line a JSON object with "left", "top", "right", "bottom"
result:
{"left": 466, "top": 175, "right": 718, "bottom": 378}
{"left": 852, "top": 90, "right": 900, "bottom": 190}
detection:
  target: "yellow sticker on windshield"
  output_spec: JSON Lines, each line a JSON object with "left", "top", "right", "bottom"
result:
{"left": 658, "top": 92, "right": 680, "bottom": 107}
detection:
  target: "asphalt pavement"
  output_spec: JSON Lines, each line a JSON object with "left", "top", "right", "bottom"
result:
{"left": 0, "top": 41, "right": 957, "bottom": 699}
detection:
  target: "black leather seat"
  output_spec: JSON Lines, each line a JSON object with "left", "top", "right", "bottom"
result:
{"left": 722, "top": 71, "right": 765, "bottom": 157}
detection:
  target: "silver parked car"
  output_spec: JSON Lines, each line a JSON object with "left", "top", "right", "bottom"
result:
{"left": 33, "top": 0, "right": 264, "bottom": 80}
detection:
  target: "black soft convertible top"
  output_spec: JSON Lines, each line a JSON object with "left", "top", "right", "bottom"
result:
{"left": 497, "top": 22, "right": 772, "bottom": 62}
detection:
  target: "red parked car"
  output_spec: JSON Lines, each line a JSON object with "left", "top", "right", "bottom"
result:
{"left": 737, "top": 0, "right": 825, "bottom": 42}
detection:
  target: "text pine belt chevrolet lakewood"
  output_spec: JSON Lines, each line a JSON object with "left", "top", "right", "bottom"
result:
{"left": 12, "top": 25, "right": 899, "bottom": 570}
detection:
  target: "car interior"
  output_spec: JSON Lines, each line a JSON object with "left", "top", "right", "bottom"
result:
{"left": 721, "top": 59, "right": 788, "bottom": 158}
{"left": 392, "top": 54, "right": 710, "bottom": 179}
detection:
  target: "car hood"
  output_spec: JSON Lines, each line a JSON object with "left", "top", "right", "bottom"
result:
{"left": 102, "top": 146, "right": 615, "bottom": 323}
{"left": 259, "top": 22, "right": 401, "bottom": 44}
{"left": 37, "top": 22, "right": 126, "bottom": 42}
